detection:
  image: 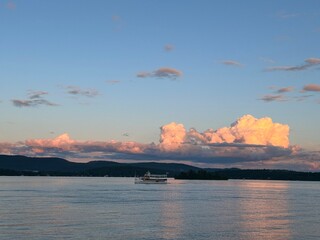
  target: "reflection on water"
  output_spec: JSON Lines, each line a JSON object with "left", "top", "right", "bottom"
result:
{"left": 237, "top": 181, "right": 291, "bottom": 240}
{"left": 160, "top": 187, "right": 183, "bottom": 239}
{"left": 1, "top": 177, "right": 320, "bottom": 240}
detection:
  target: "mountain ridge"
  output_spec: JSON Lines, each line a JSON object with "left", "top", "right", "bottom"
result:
{"left": 1, "top": 154, "right": 320, "bottom": 181}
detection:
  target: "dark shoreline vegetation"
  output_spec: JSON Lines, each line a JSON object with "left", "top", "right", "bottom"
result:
{"left": 175, "top": 170, "right": 229, "bottom": 180}
{"left": 1, "top": 154, "right": 320, "bottom": 181}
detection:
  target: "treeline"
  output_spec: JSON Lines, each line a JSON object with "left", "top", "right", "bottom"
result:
{"left": 175, "top": 170, "right": 228, "bottom": 180}
{"left": 212, "top": 169, "right": 320, "bottom": 181}
{"left": 1, "top": 155, "right": 320, "bottom": 181}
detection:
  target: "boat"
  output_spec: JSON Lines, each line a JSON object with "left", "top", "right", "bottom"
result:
{"left": 134, "top": 171, "right": 168, "bottom": 184}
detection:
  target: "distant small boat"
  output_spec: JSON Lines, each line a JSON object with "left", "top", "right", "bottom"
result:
{"left": 134, "top": 171, "right": 167, "bottom": 184}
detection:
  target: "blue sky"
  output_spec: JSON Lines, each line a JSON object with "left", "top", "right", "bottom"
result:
{"left": 1, "top": 1, "right": 320, "bottom": 170}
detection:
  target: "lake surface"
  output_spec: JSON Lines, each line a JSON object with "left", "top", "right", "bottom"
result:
{"left": 0, "top": 177, "right": 320, "bottom": 240}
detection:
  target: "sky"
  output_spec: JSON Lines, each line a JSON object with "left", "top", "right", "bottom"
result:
{"left": 1, "top": 0, "right": 320, "bottom": 171}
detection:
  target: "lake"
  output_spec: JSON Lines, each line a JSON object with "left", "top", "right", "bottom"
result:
{"left": 0, "top": 177, "right": 319, "bottom": 240}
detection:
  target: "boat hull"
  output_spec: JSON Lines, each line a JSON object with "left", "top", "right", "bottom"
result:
{"left": 134, "top": 179, "right": 167, "bottom": 184}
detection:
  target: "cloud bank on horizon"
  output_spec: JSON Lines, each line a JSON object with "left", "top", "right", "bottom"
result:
{"left": 1, "top": 114, "right": 318, "bottom": 171}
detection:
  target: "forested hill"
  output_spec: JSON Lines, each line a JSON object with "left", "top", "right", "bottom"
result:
{"left": 0, "top": 155, "right": 199, "bottom": 177}
{"left": 1, "top": 154, "right": 320, "bottom": 181}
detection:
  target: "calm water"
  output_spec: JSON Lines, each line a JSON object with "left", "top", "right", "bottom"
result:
{"left": 0, "top": 177, "right": 320, "bottom": 240}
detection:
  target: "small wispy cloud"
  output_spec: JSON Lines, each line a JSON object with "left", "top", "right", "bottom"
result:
{"left": 11, "top": 90, "right": 58, "bottom": 108}
{"left": 106, "top": 80, "right": 121, "bottom": 85}
{"left": 65, "top": 86, "right": 99, "bottom": 97}
{"left": 262, "top": 85, "right": 318, "bottom": 103}
{"left": 136, "top": 72, "right": 150, "bottom": 78}
{"left": 221, "top": 60, "right": 243, "bottom": 67}
{"left": 276, "top": 11, "right": 300, "bottom": 19}
{"left": 6, "top": 1, "right": 16, "bottom": 10}
{"left": 111, "top": 14, "right": 124, "bottom": 32}
{"left": 28, "top": 91, "right": 49, "bottom": 99}
{"left": 112, "top": 15, "right": 121, "bottom": 22}
{"left": 277, "top": 87, "right": 294, "bottom": 93}
{"left": 259, "top": 94, "right": 286, "bottom": 102}
{"left": 293, "top": 95, "right": 313, "bottom": 102}
{"left": 305, "top": 58, "right": 320, "bottom": 64}
{"left": 164, "top": 44, "right": 174, "bottom": 52}
{"left": 266, "top": 58, "right": 320, "bottom": 72}
{"left": 259, "top": 57, "right": 275, "bottom": 64}
{"left": 137, "top": 67, "right": 182, "bottom": 80}
{"left": 302, "top": 84, "right": 320, "bottom": 92}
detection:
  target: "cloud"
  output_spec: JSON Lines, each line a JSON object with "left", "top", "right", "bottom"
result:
{"left": 293, "top": 95, "right": 313, "bottom": 102}
{"left": 6, "top": 1, "right": 16, "bottom": 10}
{"left": 5, "top": 115, "right": 320, "bottom": 170}
{"left": 12, "top": 99, "right": 58, "bottom": 107}
{"left": 11, "top": 90, "right": 58, "bottom": 108}
{"left": 28, "top": 91, "right": 49, "bottom": 99}
{"left": 137, "top": 67, "right": 182, "bottom": 80}
{"left": 164, "top": 44, "right": 174, "bottom": 52}
{"left": 302, "top": 84, "right": 320, "bottom": 92}
{"left": 22, "top": 115, "right": 289, "bottom": 156}
{"left": 111, "top": 15, "right": 121, "bottom": 22}
{"left": 181, "top": 115, "right": 290, "bottom": 148}
{"left": 136, "top": 72, "right": 150, "bottom": 78}
{"left": 111, "top": 15, "right": 124, "bottom": 32}
{"left": 259, "top": 57, "right": 275, "bottom": 64}
{"left": 277, "top": 87, "right": 294, "bottom": 93}
{"left": 305, "top": 58, "right": 320, "bottom": 64}
{"left": 25, "top": 133, "right": 75, "bottom": 152}
{"left": 276, "top": 11, "right": 300, "bottom": 19}
{"left": 260, "top": 94, "right": 286, "bottom": 102}
{"left": 262, "top": 86, "right": 317, "bottom": 103}
{"left": 221, "top": 60, "right": 243, "bottom": 67}
{"left": 266, "top": 58, "right": 320, "bottom": 71}
{"left": 106, "top": 80, "right": 121, "bottom": 85}
{"left": 65, "top": 86, "right": 99, "bottom": 97}
{"left": 160, "top": 122, "right": 187, "bottom": 151}
{"left": 0, "top": 142, "right": 16, "bottom": 154}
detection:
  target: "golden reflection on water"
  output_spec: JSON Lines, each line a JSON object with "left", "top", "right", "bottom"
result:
{"left": 237, "top": 181, "right": 291, "bottom": 240}
{"left": 159, "top": 189, "right": 183, "bottom": 239}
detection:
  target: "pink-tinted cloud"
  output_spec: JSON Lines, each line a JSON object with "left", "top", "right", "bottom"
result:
{"left": 25, "top": 134, "right": 76, "bottom": 152}
{"left": 277, "top": 87, "right": 294, "bottom": 93}
{"left": 6, "top": 1, "right": 16, "bottom": 10}
{"left": 305, "top": 58, "right": 320, "bottom": 64}
{"left": 111, "top": 15, "right": 124, "bottom": 32}
{"left": 185, "top": 115, "right": 289, "bottom": 148}
{"left": 303, "top": 84, "right": 320, "bottom": 92}
{"left": 266, "top": 58, "right": 320, "bottom": 71}
{"left": 164, "top": 44, "right": 174, "bottom": 52}
{"left": 221, "top": 60, "right": 243, "bottom": 67}
{"left": 260, "top": 94, "right": 286, "bottom": 102}
{"left": 137, "top": 67, "right": 182, "bottom": 80}
{"left": 160, "top": 122, "right": 186, "bottom": 151}
{"left": 136, "top": 71, "right": 150, "bottom": 78}
{"left": 111, "top": 15, "right": 121, "bottom": 22}
{"left": 3, "top": 115, "right": 320, "bottom": 170}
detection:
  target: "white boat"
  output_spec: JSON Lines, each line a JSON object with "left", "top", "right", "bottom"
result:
{"left": 134, "top": 171, "right": 168, "bottom": 184}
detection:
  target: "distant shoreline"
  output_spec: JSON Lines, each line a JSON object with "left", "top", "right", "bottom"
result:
{"left": 1, "top": 155, "right": 320, "bottom": 181}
